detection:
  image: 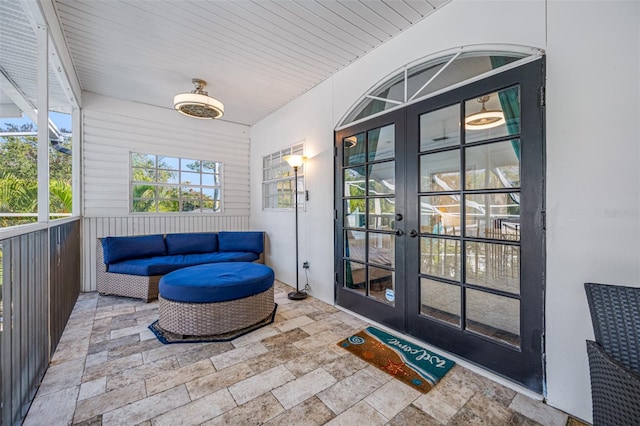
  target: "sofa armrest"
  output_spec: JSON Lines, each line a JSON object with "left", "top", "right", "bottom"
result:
{"left": 96, "top": 239, "right": 107, "bottom": 273}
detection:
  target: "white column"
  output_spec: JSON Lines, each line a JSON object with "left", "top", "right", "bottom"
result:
{"left": 72, "top": 107, "right": 82, "bottom": 217}
{"left": 36, "top": 23, "right": 49, "bottom": 223}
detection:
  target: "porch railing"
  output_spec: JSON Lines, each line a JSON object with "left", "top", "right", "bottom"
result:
{"left": 0, "top": 219, "right": 80, "bottom": 425}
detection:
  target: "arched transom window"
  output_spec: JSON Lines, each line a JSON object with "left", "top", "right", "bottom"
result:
{"left": 338, "top": 44, "right": 544, "bottom": 129}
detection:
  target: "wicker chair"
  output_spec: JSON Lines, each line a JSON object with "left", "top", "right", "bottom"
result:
{"left": 584, "top": 282, "right": 640, "bottom": 426}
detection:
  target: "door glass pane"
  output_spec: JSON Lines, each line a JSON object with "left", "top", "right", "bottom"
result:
{"left": 466, "top": 289, "right": 520, "bottom": 348}
{"left": 465, "top": 193, "right": 520, "bottom": 240}
{"left": 344, "top": 133, "right": 366, "bottom": 166}
{"left": 420, "top": 150, "right": 461, "bottom": 192}
{"left": 420, "top": 278, "right": 461, "bottom": 327}
{"left": 465, "top": 241, "right": 520, "bottom": 294}
{"left": 420, "top": 237, "right": 460, "bottom": 280}
{"left": 420, "top": 104, "right": 460, "bottom": 151}
{"left": 345, "top": 260, "right": 365, "bottom": 294}
{"left": 368, "top": 198, "right": 395, "bottom": 230}
{"left": 368, "top": 232, "right": 394, "bottom": 268}
{"left": 420, "top": 195, "right": 461, "bottom": 235}
{"left": 368, "top": 161, "right": 395, "bottom": 195}
{"left": 345, "top": 231, "right": 366, "bottom": 262}
{"left": 344, "top": 166, "right": 366, "bottom": 196}
{"left": 465, "top": 140, "right": 521, "bottom": 190}
{"left": 345, "top": 199, "right": 365, "bottom": 229}
{"left": 368, "top": 125, "right": 395, "bottom": 162}
{"left": 369, "top": 267, "right": 395, "bottom": 306}
{"left": 465, "top": 86, "right": 520, "bottom": 143}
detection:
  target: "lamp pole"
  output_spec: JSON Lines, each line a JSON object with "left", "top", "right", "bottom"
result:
{"left": 284, "top": 155, "right": 308, "bottom": 300}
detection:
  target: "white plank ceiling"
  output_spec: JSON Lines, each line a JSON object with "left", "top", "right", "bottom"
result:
{"left": 51, "top": 0, "right": 450, "bottom": 125}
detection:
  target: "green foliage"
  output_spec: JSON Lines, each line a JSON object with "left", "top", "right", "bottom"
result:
{"left": 0, "top": 124, "right": 73, "bottom": 227}
{"left": 130, "top": 152, "right": 221, "bottom": 213}
{"left": 0, "top": 124, "right": 72, "bottom": 181}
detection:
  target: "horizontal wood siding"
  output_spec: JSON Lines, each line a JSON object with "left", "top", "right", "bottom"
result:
{"left": 82, "top": 93, "right": 251, "bottom": 217}
{"left": 81, "top": 94, "right": 253, "bottom": 291}
{"left": 82, "top": 215, "right": 251, "bottom": 291}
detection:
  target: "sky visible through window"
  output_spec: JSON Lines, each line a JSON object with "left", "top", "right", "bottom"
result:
{"left": 1, "top": 111, "right": 72, "bottom": 132}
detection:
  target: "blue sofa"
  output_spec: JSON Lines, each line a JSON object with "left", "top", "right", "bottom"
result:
{"left": 96, "top": 231, "right": 265, "bottom": 302}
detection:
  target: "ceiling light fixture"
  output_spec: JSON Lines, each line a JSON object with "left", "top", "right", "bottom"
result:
{"left": 174, "top": 78, "right": 224, "bottom": 120}
{"left": 465, "top": 95, "right": 505, "bottom": 130}
{"left": 344, "top": 136, "right": 358, "bottom": 148}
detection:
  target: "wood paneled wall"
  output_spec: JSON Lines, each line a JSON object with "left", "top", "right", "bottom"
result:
{"left": 82, "top": 215, "right": 251, "bottom": 291}
{"left": 81, "top": 94, "right": 255, "bottom": 291}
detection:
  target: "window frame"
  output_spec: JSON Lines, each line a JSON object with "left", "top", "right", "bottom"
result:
{"left": 262, "top": 142, "right": 306, "bottom": 210}
{"left": 129, "top": 152, "right": 223, "bottom": 214}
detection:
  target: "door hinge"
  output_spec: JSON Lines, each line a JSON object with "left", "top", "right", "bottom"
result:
{"left": 334, "top": 146, "right": 338, "bottom": 157}
{"left": 335, "top": 272, "right": 339, "bottom": 284}
{"left": 334, "top": 209, "right": 338, "bottom": 220}
{"left": 540, "top": 86, "right": 546, "bottom": 107}
{"left": 541, "top": 210, "right": 546, "bottom": 231}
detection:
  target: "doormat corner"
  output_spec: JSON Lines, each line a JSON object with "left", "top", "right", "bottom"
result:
{"left": 338, "top": 326, "right": 455, "bottom": 393}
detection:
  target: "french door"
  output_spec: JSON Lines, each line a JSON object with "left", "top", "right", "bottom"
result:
{"left": 335, "top": 59, "right": 545, "bottom": 392}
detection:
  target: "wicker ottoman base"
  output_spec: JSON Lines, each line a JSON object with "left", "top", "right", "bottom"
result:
{"left": 158, "top": 286, "right": 274, "bottom": 337}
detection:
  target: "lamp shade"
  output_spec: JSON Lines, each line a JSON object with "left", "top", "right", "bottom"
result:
{"left": 283, "top": 154, "right": 307, "bottom": 168}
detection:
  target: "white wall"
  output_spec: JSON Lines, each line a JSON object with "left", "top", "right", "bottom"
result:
{"left": 545, "top": 0, "right": 640, "bottom": 420}
{"left": 83, "top": 92, "right": 251, "bottom": 217}
{"left": 251, "top": 0, "right": 546, "bottom": 302}
{"left": 250, "top": 0, "right": 640, "bottom": 421}
{"left": 82, "top": 93, "right": 253, "bottom": 291}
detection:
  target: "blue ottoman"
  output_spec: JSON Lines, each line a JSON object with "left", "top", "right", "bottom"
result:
{"left": 157, "top": 262, "right": 275, "bottom": 337}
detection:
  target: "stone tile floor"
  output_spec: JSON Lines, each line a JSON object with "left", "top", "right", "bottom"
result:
{"left": 25, "top": 281, "right": 577, "bottom": 425}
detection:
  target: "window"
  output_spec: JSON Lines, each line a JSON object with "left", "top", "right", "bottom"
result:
{"left": 339, "top": 45, "right": 543, "bottom": 128}
{"left": 262, "top": 142, "right": 305, "bottom": 209}
{"left": 130, "top": 153, "right": 222, "bottom": 213}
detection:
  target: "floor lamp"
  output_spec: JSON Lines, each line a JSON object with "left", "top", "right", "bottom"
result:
{"left": 284, "top": 154, "right": 307, "bottom": 300}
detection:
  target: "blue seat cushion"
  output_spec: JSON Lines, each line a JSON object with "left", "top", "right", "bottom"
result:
{"left": 159, "top": 262, "right": 274, "bottom": 303}
{"left": 102, "top": 234, "right": 166, "bottom": 264}
{"left": 107, "top": 252, "right": 259, "bottom": 276}
{"left": 165, "top": 233, "right": 218, "bottom": 255}
{"left": 218, "top": 231, "right": 264, "bottom": 254}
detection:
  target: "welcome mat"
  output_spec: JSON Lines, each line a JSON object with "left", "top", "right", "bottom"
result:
{"left": 338, "top": 326, "right": 455, "bottom": 393}
{"left": 149, "top": 304, "right": 277, "bottom": 344}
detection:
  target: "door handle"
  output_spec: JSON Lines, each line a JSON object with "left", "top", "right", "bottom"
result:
{"left": 395, "top": 213, "right": 403, "bottom": 221}
{"left": 395, "top": 229, "right": 404, "bottom": 237}
{"left": 409, "top": 229, "right": 419, "bottom": 238}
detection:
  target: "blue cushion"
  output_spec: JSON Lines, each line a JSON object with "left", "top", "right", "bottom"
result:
{"left": 107, "top": 252, "right": 260, "bottom": 276}
{"left": 101, "top": 234, "right": 166, "bottom": 264}
{"left": 159, "top": 262, "right": 274, "bottom": 303}
{"left": 218, "top": 231, "right": 264, "bottom": 254}
{"left": 165, "top": 233, "right": 218, "bottom": 255}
